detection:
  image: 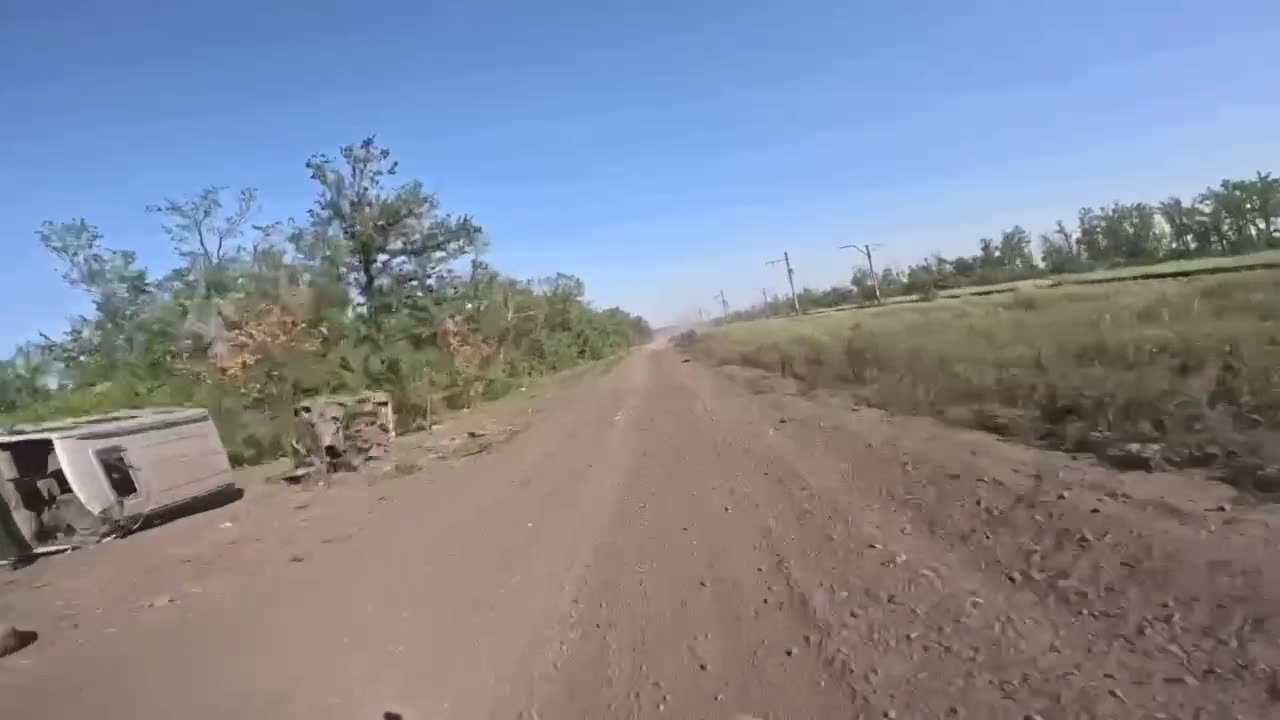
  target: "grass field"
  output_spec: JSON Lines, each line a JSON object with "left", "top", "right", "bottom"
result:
{"left": 1061, "top": 249, "right": 1280, "bottom": 284}
{"left": 805, "top": 249, "right": 1280, "bottom": 317}
{"left": 685, "top": 266, "right": 1280, "bottom": 492}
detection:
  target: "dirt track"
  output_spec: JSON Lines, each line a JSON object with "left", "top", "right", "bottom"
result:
{"left": 3, "top": 343, "right": 1280, "bottom": 719}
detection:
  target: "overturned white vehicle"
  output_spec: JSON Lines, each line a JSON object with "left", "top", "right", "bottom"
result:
{"left": 0, "top": 408, "right": 235, "bottom": 562}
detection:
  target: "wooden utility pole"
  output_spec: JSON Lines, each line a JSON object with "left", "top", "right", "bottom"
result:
{"left": 714, "top": 290, "right": 730, "bottom": 319}
{"left": 840, "top": 243, "right": 882, "bottom": 304}
{"left": 766, "top": 252, "right": 801, "bottom": 315}
{"left": 760, "top": 288, "right": 770, "bottom": 315}
{"left": 697, "top": 307, "right": 705, "bottom": 323}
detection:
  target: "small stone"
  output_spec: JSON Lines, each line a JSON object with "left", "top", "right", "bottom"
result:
{"left": 289, "top": 554, "right": 306, "bottom": 563}
{"left": 700, "top": 580, "right": 709, "bottom": 588}
{"left": 0, "top": 624, "right": 33, "bottom": 657}
{"left": 785, "top": 647, "right": 798, "bottom": 657}
{"left": 699, "top": 662, "right": 709, "bottom": 671}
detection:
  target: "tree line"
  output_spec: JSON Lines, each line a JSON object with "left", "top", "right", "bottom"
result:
{"left": 723, "top": 170, "right": 1280, "bottom": 321}
{"left": 0, "top": 138, "right": 651, "bottom": 464}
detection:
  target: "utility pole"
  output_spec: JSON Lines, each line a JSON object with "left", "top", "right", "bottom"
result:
{"left": 840, "top": 243, "right": 882, "bottom": 304}
{"left": 766, "top": 251, "right": 801, "bottom": 316}
{"left": 760, "top": 288, "right": 770, "bottom": 316}
{"left": 697, "top": 307, "right": 705, "bottom": 323}
{"left": 714, "top": 290, "right": 730, "bottom": 319}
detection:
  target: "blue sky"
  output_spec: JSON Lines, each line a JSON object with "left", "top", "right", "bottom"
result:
{"left": 2, "top": 0, "right": 1278, "bottom": 348}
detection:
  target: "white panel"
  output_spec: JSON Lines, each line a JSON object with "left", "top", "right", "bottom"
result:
{"left": 53, "top": 439, "right": 117, "bottom": 515}
{"left": 54, "top": 419, "right": 234, "bottom": 516}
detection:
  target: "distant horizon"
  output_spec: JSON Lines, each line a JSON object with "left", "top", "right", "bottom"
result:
{"left": 3, "top": 0, "right": 1278, "bottom": 347}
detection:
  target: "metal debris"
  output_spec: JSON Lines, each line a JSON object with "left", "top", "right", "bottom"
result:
{"left": 287, "top": 392, "right": 395, "bottom": 481}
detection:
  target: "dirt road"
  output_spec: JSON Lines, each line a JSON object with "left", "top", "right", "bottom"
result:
{"left": 3, "top": 343, "right": 1280, "bottom": 719}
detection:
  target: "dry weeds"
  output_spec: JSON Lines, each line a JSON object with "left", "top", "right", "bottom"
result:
{"left": 686, "top": 269, "right": 1280, "bottom": 494}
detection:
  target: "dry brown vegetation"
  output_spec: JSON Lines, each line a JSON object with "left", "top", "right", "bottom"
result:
{"left": 682, "top": 268, "right": 1280, "bottom": 494}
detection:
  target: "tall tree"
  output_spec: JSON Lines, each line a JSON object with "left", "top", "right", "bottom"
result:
{"left": 1245, "top": 171, "right": 1280, "bottom": 246}
{"left": 977, "top": 237, "right": 998, "bottom": 268}
{"left": 148, "top": 186, "right": 257, "bottom": 297}
{"left": 1158, "top": 196, "right": 1195, "bottom": 257}
{"left": 37, "top": 219, "right": 155, "bottom": 381}
{"left": 305, "top": 137, "right": 484, "bottom": 327}
{"left": 997, "top": 226, "right": 1035, "bottom": 269}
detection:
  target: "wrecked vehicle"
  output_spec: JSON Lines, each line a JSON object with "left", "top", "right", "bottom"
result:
{"left": 287, "top": 392, "right": 395, "bottom": 481}
{"left": 0, "top": 408, "right": 236, "bottom": 562}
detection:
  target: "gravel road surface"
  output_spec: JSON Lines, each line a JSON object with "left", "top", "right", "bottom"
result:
{"left": 3, "top": 343, "right": 1278, "bottom": 719}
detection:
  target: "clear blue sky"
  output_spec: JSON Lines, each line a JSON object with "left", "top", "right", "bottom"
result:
{"left": 2, "top": 0, "right": 1278, "bottom": 348}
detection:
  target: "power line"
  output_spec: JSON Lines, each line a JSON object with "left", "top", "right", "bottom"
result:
{"left": 714, "top": 289, "right": 730, "bottom": 319}
{"left": 766, "top": 251, "right": 801, "bottom": 316}
{"left": 839, "top": 243, "right": 882, "bottom": 304}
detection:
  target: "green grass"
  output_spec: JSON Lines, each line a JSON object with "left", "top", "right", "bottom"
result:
{"left": 801, "top": 250, "right": 1280, "bottom": 318}
{"left": 689, "top": 268, "right": 1280, "bottom": 492}
{"left": 1060, "top": 249, "right": 1280, "bottom": 284}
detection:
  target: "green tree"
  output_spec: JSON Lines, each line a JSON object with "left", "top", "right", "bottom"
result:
{"left": 305, "top": 137, "right": 484, "bottom": 327}
{"left": 37, "top": 219, "right": 157, "bottom": 383}
{"left": 1244, "top": 171, "right": 1280, "bottom": 246}
{"left": 148, "top": 186, "right": 257, "bottom": 297}
{"left": 1158, "top": 196, "right": 1196, "bottom": 257}
{"left": 997, "top": 226, "right": 1036, "bottom": 270}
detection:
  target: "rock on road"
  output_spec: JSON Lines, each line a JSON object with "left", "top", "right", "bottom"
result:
{"left": 3, "top": 342, "right": 1279, "bottom": 719}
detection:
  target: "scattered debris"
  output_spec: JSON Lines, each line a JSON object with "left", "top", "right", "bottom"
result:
{"left": 423, "top": 425, "right": 520, "bottom": 461}
{"left": 883, "top": 552, "right": 907, "bottom": 568}
{"left": 1104, "top": 442, "right": 1163, "bottom": 471}
{"left": 392, "top": 462, "right": 422, "bottom": 477}
{"left": 286, "top": 392, "right": 395, "bottom": 482}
